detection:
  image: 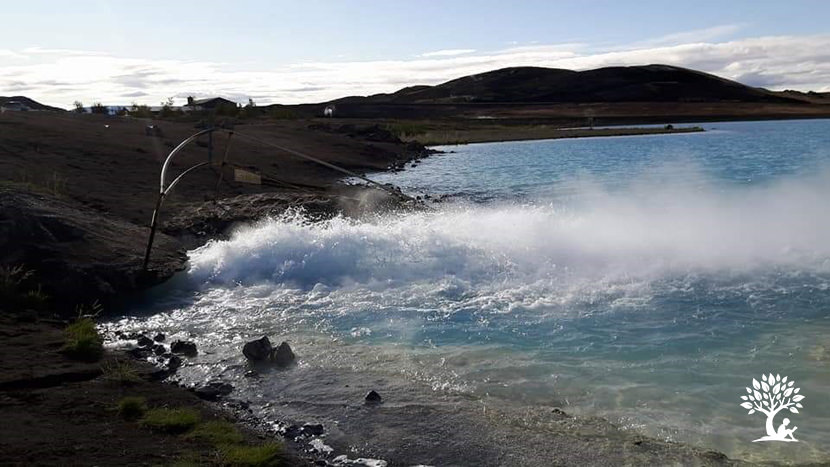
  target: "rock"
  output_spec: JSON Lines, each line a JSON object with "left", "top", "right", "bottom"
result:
{"left": 243, "top": 336, "right": 273, "bottom": 361}
{"left": 171, "top": 340, "right": 197, "bottom": 357}
{"left": 152, "top": 344, "right": 166, "bottom": 356}
{"left": 127, "top": 347, "right": 152, "bottom": 359}
{"left": 271, "top": 341, "right": 296, "bottom": 367}
{"left": 136, "top": 335, "right": 153, "bottom": 348}
{"left": 364, "top": 390, "right": 382, "bottom": 403}
{"left": 194, "top": 381, "right": 234, "bottom": 401}
{"left": 302, "top": 423, "right": 324, "bottom": 436}
{"left": 282, "top": 424, "right": 304, "bottom": 439}
{"left": 166, "top": 354, "right": 182, "bottom": 372}
{"left": 153, "top": 332, "right": 165, "bottom": 342}
{"left": 0, "top": 187, "right": 186, "bottom": 315}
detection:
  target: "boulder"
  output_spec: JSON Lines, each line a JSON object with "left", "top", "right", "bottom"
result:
{"left": 271, "top": 341, "right": 296, "bottom": 367}
{"left": 171, "top": 340, "right": 197, "bottom": 357}
{"left": 364, "top": 390, "right": 382, "bottom": 403}
{"left": 153, "top": 333, "right": 165, "bottom": 342}
{"left": 242, "top": 336, "right": 273, "bottom": 361}
{"left": 194, "top": 381, "right": 234, "bottom": 401}
{"left": 136, "top": 335, "right": 153, "bottom": 348}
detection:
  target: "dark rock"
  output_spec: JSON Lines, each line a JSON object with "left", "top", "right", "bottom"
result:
{"left": 194, "top": 381, "right": 234, "bottom": 401}
{"left": 0, "top": 187, "right": 186, "bottom": 315}
{"left": 243, "top": 336, "right": 273, "bottom": 361}
{"left": 282, "top": 424, "right": 304, "bottom": 439}
{"left": 153, "top": 333, "right": 165, "bottom": 342}
{"left": 166, "top": 355, "right": 182, "bottom": 371}
{"left": 243, "top": 370, "right": 259, "bottom": 378}
{"left": 171, "top": 340, "right": 197, "bottom": 357}
{"left": 152, "top": 344, "right": 166, "bottom": 356}
{"left": 364, "top": 390, "right": 382, "bottom": 403}
{"left": 127, "top": 347, "right": 152, "bottom": 359}
{"left": 271, "top": 341, "right": 296, "bottom": 367}
{"left": 301, "top": 423, "right": 324, "bottom": 436}
{"left": 136, "top": 335, "right": 153, "bottom": 348}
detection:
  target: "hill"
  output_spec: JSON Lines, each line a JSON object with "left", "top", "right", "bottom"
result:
{"left": 332, "top": 65, "right": 804, "bottom": 105}
{"left": 0, "top": 96, "right": 65, "bottom": 112}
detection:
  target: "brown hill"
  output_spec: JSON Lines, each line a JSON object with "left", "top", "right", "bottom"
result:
{"left": 332, "top": 65, "right": 803, "bottom": 105}
{"left": 0, "top": 96, "right": 65, "bottom": 112}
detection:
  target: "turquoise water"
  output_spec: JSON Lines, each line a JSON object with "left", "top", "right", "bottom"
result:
{"left": 114, "top": 119, "right": 830, "bottom": 463}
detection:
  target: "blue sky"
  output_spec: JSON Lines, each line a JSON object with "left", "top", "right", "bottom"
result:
{"left": 2, "top": 1, "right": 829, "bottom": 107}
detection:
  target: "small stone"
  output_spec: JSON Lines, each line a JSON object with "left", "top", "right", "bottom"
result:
{"left": 153, "top": 333, "right": 165, "bottom": 342}
{"left": 171, "top": 340, "right": 198, "bottom": 357}
{"left": 244, "top": 370, "right": 259, "bottom": 378}
{"left": 243, "top": 336, "right": 273, "bottom": 361}
{"left": 301, "top": 423, "right": 324, "bottom": 436}
{"left": 152, "top": 344, "right": 166, "bottom": 356}
{"left": 136, "top": 335, "right": 153, "bottom": 348}
{"left": 271, "top": 341, "right": 296, "bottom": 367}
{"left": 167, "top": 354, "right": 182, "bottom": 371}
{"left": 364, "top": 390, "right": 382, "bottom": 403}
{"left": 282, "top": 424, "right": 303, "bottom": 439}
{"left": 194, "top": 381, "right": 234, "bottom": 401}
{"left": 127, "top": 347, "right": 152, "bottom": 359}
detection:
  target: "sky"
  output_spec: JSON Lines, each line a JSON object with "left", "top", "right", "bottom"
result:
{"left": 2, "top": 0, "right": 830, "bottom": 108}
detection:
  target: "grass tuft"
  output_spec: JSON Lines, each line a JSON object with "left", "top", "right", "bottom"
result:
{"left": 62, "top": 317, "right": 103, "bottom": 361}
{"left": 101, "top": 359, "right": 142, "bottom": 385}
{"left": 117, "top": 396, "right": 147, "bottom": 420}
{"left": 221, "top": 443, "right": 283, "bottom": 466}
{"left": 141, "top": 407, "right": 201, "bottom": 433}
{"left": 185, "top": 420, "right": 245, "bottom": 445}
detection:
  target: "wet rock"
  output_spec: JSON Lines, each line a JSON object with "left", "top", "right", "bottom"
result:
{"left": 282, "top": 424, "right": 304, "bottom": 439}
{"left": 152, "top": 344, "right": 166, "bottom": 356}
{"left": 153, "top": 332, "right": 165, "bottom": 342}
{"left": 550, "top": 408, "right": 571, "bottom": 420}
{"left": 243, "top": 336, "right": 273, "bottom": 361}
{"left": 194, "top": 381, "right": 234, "bottom": 401}
{"left": 271, "top": 341, "right": 296, "bottom": 367}
{"left": 166, "top": 354, "right": 182, "bottom": 372}
{"left": 364, "top": 390, "right": 382, "bottom": 403}
{"left": 302, "top": 423, "right": 324, "bottom": 436}
{"left": 171, "top": 340, "right": 197, "bottom": 357}
{"left": 127, "top": 347, "right": 152, "bottom": 359}
{"left": 136, "top": 335, "right": 153, "bottom": 348}
{"left": 243, "top": 370, "right": 259, "bottom": 378}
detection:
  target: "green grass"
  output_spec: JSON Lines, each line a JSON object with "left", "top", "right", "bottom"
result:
{"left": 117, "top": 396, "right": 147, "bottom": 420}
{"left": 101, "top": 359, "right": 142, "bottom": 385}
{"left": 185, "top": 420, "right": 245, "bottom": 445}
{"left": 221, "top": 443, "right": 283, "bottom": 466}
{"left": 141, "top": 407, "right": 201, "bottom": 433}
{"left": 62, "top": 317, "right": 103, "bottom": 361}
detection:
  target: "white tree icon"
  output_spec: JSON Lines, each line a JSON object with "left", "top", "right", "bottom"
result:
{"left": 740, "top": 373, "right": 805, "bottom": 442}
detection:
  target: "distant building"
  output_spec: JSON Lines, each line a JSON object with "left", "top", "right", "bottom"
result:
{"left": 1, "top": 100, "right": 29, "bottom": 112}
{"left": 183, "top": 97, "right": 238, "bottom": 112}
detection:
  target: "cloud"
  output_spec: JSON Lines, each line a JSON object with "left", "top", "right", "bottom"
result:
{"left": 2, "top": 33, "right": 829, "bottom": 108}
{"left": 420, "top": 49, "right": 477, "bottom": 57}
{"left": 628, "top": 24, "right": 745, "bottom": 48}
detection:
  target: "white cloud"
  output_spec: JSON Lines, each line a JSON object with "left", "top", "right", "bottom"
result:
{"left": 420, "top": 49, "right": 477, "bottom": 57}
{"left": 3, "top": 33, "right": 830, "bottom": 108}
{"left": 628, "top": 24, "right": 745, "bottom": 48}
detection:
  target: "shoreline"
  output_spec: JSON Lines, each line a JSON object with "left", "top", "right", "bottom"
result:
{"left": 407, "top": 125, "right": 705, "bottom": 146}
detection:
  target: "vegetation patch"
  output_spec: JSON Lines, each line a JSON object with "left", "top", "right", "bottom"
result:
{"left": 117, "top": 396, "right": 147, "bottom": 420}
{"left": 62, "top": 317, "right": 103, "bottom": 361}
{"left": 141, "top": 407, "right": 201, "bottom": 434}
{"left": 185, "top": 420, "right": 245, "bottom": 445}
{"left": 101, "top": 359, "right": 142, "bottom": 385}
{"left": 221, "top": 443, "right": 283, "bottom": 466}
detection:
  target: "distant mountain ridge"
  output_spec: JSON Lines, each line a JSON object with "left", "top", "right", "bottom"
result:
{"left": 331, "top": 65, "right": 807, "bottom": 105}
{"left": 0, "top": 96, "right": 65, "bottom": 112}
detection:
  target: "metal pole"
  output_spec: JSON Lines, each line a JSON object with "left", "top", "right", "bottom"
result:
{"left": 142, "top": 194, "right": 165, "bottom": 270}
